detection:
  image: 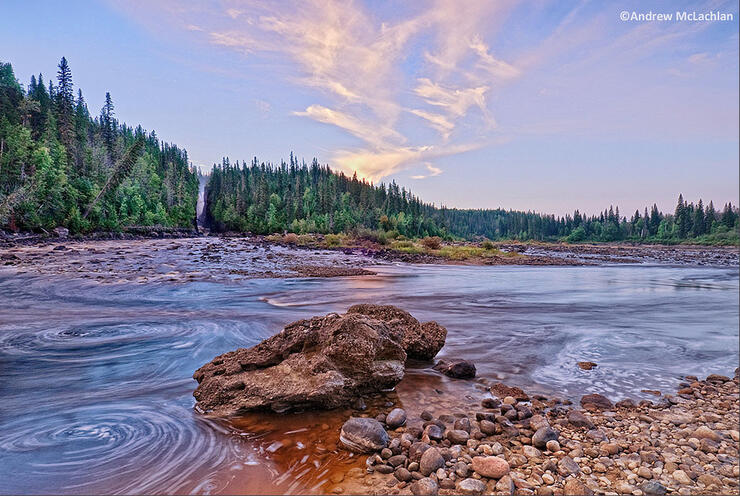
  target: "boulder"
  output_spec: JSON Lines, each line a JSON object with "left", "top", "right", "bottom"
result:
{"left": 340, "top": 417, "right": 389, "bottom": 452}
{"left": 193, "top": 311, "right": 407, "bottom": 415}
{"left": 567, "top": 410, "right": 595, "bottom": 429}
{"left": 563, "top": 478, "right": 594, "bottom": 495}
{"left": 433, "top": 359, "right": 476, "bottom": 379}
{"left": 347, "top": 304, "right": 446, "bottom": 360}
{"left": 458, "top": 478, "right": 487, "bottom": 495}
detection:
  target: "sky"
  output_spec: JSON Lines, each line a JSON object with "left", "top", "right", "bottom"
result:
{"left": 1, "top": 0, "right": 738, "bottom": 216}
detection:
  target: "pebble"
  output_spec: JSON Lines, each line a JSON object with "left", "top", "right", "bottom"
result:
{"left": 471, "top": 456, "right": 510, "bottom": 479}
{"left": 386, "top": 408, "right": 407, "bottom": 429}
{"left": 419, "top": 448, "right": 445, "bottom": 476}
{"left": 458, "top": 478, "right": 487, "bottom": 495}
{"left": 411, "top": 477, "right": 438, "bottom": 496}
{"left": 672, "top": 469, "right": 692, "bottom": 485}
{"left": 545, "top": 440, "right": 560, "bottom": 452}
{"left": 532, "top": 427, "right": 559, "bottom": 449}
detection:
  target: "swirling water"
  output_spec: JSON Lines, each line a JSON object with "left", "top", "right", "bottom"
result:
{"left": 0, "top": 262, "right": 737, "bottom": 494}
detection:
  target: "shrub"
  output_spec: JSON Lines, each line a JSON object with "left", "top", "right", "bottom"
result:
{"left": 325, "top": 234, "right": 341, "bottom": 247}
{"left": 481, "top": 240, "right": 495, "bottom": 250}
{"left": 283, "top": 232, "right": 299, "bottom": 244}
{"left": 420, "top": 236, "right": 442, "bottom": 250}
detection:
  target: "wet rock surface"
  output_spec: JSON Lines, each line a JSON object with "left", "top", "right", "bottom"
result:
{"left": 193, "top": 306, "right": 448, "bottom": 415}
{"left": 193, "top": 310, "right": 410, "bottom": 415}
{"left": 347, "top": 304, "right": 447, "bottom": 361}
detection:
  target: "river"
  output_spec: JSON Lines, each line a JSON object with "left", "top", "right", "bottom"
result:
{"left": 0, "top": 260, "right": 737, "bottom": 493}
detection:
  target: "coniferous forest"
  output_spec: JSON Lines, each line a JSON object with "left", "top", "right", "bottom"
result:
{"left": 1, "top": 58, "right": 737, "bottom": 244}
{"left": 0, "top": 59, "right": 198, "bottom": 233}
{"left": 206, "top": 157, "right": 739, "bottom": 244}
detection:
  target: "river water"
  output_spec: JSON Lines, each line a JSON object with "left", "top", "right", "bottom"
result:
{"left": 0, "top": 262, "right": 737, "bottom": 494}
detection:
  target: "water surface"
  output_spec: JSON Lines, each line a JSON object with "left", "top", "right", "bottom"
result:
{"left": 0, "top": 262, "right": 737, "bottom": 493}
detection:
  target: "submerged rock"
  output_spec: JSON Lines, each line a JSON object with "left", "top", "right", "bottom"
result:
{"left": 346, "top": 304, "right": 447, "bottom": 360}
{"left": 193, "top": 309, "right": 411, "bottom": 415}
{"left": 433, "top": 359, "right": 476, "bottom": 378}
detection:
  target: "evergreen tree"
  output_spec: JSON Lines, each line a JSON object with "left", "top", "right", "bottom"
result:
{"left": 55, "top": 57, "right": 75, "bottom": 153}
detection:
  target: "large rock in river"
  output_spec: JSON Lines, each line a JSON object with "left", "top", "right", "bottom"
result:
{"left": 193, "top": 307, "right": 437, "bottom": 415}
{"left": 347, "top": 304, "right": 447, "bottom": 360}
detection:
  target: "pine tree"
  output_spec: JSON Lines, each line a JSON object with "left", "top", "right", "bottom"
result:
{"left": 101, "top": 91, "right": 115, "bottom": 158}
{"left": 55, "top": 57, "right": 75, "bottom": 153}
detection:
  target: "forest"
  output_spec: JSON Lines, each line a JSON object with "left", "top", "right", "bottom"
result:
{"left": 1, "top": 57, "right": 737, "bottom": 244}
{"left": 0, "top": 58, "right": 198, "bottom": 233}
{"left": 206, "top": 157, "right": 739, "bottom": 244}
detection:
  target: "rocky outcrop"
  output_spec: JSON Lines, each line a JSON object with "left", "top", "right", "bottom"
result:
{"left": 193, "top": 305, "right": 447, "bottom": 415}
{"left": 346, "top": 304, "right": 447, "bottom": 360}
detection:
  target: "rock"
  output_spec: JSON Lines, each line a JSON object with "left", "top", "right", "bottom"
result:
{"left": 567, "top": 410, "right": 595, "bottom": 429}
{"left": 522, "top": 445, "right": 541, "bottom": 458}
{"left": 388, "top": 454, "right": 407, "bottom": 467}
{"left": 409, "top": 442, "right": 431, "bottom": 462}
{"left": 458, "top": 478, "right": 487, "bottom": 495}
{"left": 481, "top": 397, "right": 501, "bottom": 409}
{"left": 563, "top": 478, "right": 593, "bottom": 495}
{"left": 53, "top": 227, "right": 69, "bottom": 238}
{"left": 375, "top": 464, "right": 394, "bottom": 474}
{"left": 637, "top": 466, "right": 653, "bottom": 479}
{"left": 411, "top": 477, "right": 439, "bottom": 496}
{"left": 557, "top": 456, "right": 580, "bottom": 476}
{"left": 577, "top": 361, "right": 597, "bottom": 370}
{"left": 425, "top": 424, "right": 444, "bottom": 441}
{"left": 495, "top": 475, "right": 515, "bottom": 493}
{"left": 615, "top": 398, "right": 636, "bottom": 409}
{"left": 193, "top": 310, "right": 408, "bottom": 414}
{"left": 339, "top": 418, "right": 389, "bottom": 453}
{"left": 503, "top": 396, "right": 516, "bottom": 405}
{"left": 490, "top": 383, "right": 529, "bottom": 401}
{"left": 479, "top": 419, "right": 496, "bottom": 435}
{"left": 641, "top": 481, "right": 667, "bottom": 496}
{"left": 446, "top": 429, "right": 470, "bottom": 444}
{"left": 545, "top": 440, "right": 560, "bottom": 452}
{"left": 433, "top": 359, "right": 476, "bottom": 379}
{"left": 664, "top": 413, "right": 693, "bottom": 426}
{"left": 692, "top": 425, "right": 720, "bottom": 442}
{"left": 471, "top": 456, "right": 510, "bottom": 479}
{"left": 419, "top": 447, "right": 445, "bottom": 476}
{"left": 347, "top": 304, "right": 447, "bottom": 360}
{"left": 395, "top": 467, "right": 412, "bottom": 482}
{"left": 705, "top": 374, "right": 730, "bottom": 383}
{"left": 454, "top": 417, "right": 471, "bottom": 432}
{"left": 386, "top": 408, "right": 407, "bottom": 428}
{"left": 580, "top": 393, "right": 613, "bottom": 411}
{"left": 672, "top": 470, "right": 692, "bottom": 485}
{"left": 529, "top": 414, "right": 550, "bottom": 431}
{"left": 454, "top": 462, "right": 469, "bottom": 478}
{"left": 532, "top": 426, "right": 559, "bottom": 449}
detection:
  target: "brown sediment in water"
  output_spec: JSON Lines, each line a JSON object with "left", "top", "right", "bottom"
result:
{"left": 203, "top": 368, "right": 739, "bottom": 495}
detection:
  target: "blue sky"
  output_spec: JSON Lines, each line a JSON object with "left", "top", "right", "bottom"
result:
{"left": 1, "top": 0, "right": 738, "bottom": 215}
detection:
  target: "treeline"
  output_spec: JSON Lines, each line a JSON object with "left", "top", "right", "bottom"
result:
{"left": 207, "top": 156, "right": 740, "bottom": 244}
{"left": 0, "top": 58, "right": 198, "bottom": 233}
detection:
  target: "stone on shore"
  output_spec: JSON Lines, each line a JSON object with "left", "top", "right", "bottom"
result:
{"left": 193, "top": 307, "right": 419, "bottom": 414}
{"left": 419, "top": 447, "right": 445, "bottom": 476}
{"left": 385, "top": 408, "right": 407, "bottom": 429}
{"left": 346, "top": 304, "right": 447, "bottom": 360}
{"left": 580, "top": 393, "right": 613, "bottom": 411}
{"left": 458, "top": 478, "right": 486, "bottom": 495}
{"left": 563, "top": 478, "right": 594, "bottom": 495}
{"left": 531, "top": 426, "right": 559, "bottom": 449}
{"left": 411, "top": 477, "right": 438, "bottom": 496}
{"left": 471, "top": 456, "right": 510, "bottom": 479}
{"left": 339, "top": 417, "right": 389, "bottom": 453}
{"left": 433, "top": 359, "right": 476, "bottom": 378}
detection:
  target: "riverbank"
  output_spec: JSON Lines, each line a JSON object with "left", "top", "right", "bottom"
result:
{"left": 1, "top": 236, "right": 736, "bottom": 284}
{"left": 322, "top": 369, "right": 739, "bottom": 496}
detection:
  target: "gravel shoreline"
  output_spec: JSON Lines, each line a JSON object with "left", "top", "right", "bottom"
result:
{"left": 334, "top": 371, "right": 739, "bottom": 496}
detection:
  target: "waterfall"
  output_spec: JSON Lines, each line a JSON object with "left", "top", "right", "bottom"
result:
{"left": 196, "top": 174, "right": 208, "bottom": 231}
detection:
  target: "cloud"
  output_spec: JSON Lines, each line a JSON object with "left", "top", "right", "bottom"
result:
{"left": 130, "top": 0, "right": 517, "bottom": 180}
{"left": 412, "top": 163, "right": 443, "bottom": 180}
